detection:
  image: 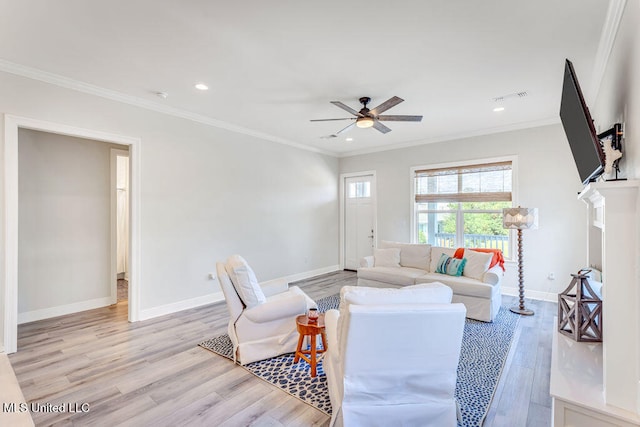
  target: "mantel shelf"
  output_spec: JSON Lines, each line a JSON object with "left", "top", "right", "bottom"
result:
{"left": 578, "top": 180, "right": 640, "bottom": 202}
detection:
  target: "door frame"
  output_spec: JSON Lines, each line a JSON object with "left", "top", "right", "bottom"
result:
{"left": 3, "top": 114, "right": 142, "bottom": 354}
{"left": 339, "top": 171, "right": 377, "bottom": 270}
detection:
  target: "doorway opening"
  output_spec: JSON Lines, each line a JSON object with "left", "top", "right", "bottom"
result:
{"left": 112, "top": 150, "right": 130, "bottom": 304}
{"left": 3, "top": 115, "right": 141, "bottom": 354}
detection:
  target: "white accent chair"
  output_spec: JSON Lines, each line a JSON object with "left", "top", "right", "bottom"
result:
{"left": 324, "top": 283, "right": 466, "bottom": 427}
{"left": 216, "top": 255, "right": 317, "bottom": 365}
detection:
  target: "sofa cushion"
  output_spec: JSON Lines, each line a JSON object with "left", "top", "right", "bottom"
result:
{"left": 429, "top": 246, "right": 457, "bottom": 273}
{"left": 380, "top": 241, "right": 431, "bottom": 270}
{"left": 373, "top": 248, "right": 401, "bottom": 267}
{"left": 468, "top": 248, "right": 505, "bottom": 271}
{"left": 358, "top": 266, "right": 428, "bottom": 286}
{"left": 418, "top": 273, "right": 497, "bottom": 299}
{"left": 461, "top": 249, "right": 493, "bottom": 281}
{"left": 226, "top": 255, "right": 266, "bottom": 308}
{"left": 435, "top": 254, "right": 466, "bottom": 277}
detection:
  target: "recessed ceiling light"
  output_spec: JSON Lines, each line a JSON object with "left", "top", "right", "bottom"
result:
{"left": 493, "top": 106, "right": 505, "bottom": 112}
{"left": 345, "top": 137, "right": 354, "bottom": 142}
{"left": 194, "top": 83, "right": 209, "bottom": 91}
{"left": 155, "top": 91, "right": 168, "bottom": 99}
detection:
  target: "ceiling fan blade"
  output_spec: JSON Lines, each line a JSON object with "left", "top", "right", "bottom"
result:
{"left": 377, "top": 115, "right": 423, "bottom": 122}
{"left": 372, "top": 120, "right": 392, "bottom": 134}
{"left": 335, "top": 122, "right": 356, "bottom": 135}
{"left": 330, "top": 101, "right": 362, "bottom": 117}
{"left": 370, "top": 96, "right": 404, "bottom": 115}
{"left": 310, "top": 118, "right": 355, "bottom": 122}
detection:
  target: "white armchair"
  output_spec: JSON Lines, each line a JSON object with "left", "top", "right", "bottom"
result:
{"left": 324, "top": 283, "right": 466, "bottom": 427}
{"left": 216, "top": 255, "right": 317, "bottom": 365}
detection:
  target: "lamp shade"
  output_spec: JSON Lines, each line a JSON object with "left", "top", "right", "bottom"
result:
{"left": 503, "top": 207, "right": 538, "bottom": 230}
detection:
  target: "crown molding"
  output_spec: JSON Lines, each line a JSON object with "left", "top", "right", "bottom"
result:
{"left": 588, "top": 0, "right": 627, "bottom": 104}
{"left": 338, "top": 116, "right": 560, "bottom": 158}
{"left": 0, "top": 59, "right": 335, "bottom": 157}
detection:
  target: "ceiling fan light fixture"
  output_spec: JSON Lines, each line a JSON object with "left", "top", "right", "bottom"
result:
{"left": 356, "top": 117, "right": 375, "bottom": 128}
{"left": 312, "top": 96, "right": 420, "bottom": 135}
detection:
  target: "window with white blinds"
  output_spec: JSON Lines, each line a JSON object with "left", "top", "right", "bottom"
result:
{"left": 413, "top": 161, "right": 513, "bottom": 257}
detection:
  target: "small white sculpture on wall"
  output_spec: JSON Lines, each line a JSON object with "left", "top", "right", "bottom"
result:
{"left": 603, "top": 138, "right": 622, "bottom": 174}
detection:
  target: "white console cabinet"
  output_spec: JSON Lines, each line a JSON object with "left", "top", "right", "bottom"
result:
{"left": 551, "top": 180, "right": 640, "bottom": 426}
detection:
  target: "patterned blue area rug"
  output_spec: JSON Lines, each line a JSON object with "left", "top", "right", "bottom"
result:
{"left": 199, "top": 294, "right": 518, "bottom": 426}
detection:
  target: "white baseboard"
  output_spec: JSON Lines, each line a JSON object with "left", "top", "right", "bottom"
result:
{"left": 502, "top": 286, "right": 558, "bottom": 303}
{"left": 138, "top": 291, "right": 225, "bottom": 321}
{"left": 18, "top": 296, "right": 114, "bottom": 324}
{"left": 261, "top": 264, "right": 340, "bottom": 289}
{"left": 138, "top": 264, "right": 341, "bottom": 322}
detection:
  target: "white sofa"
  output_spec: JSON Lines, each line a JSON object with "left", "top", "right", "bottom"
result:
{"left": 324, "top": 283, "right": 466, "bottom": 427}
{"left": 357, "top": 241, "right": 504, "bottom": 322}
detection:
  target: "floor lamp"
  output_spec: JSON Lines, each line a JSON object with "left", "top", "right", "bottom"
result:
{"left": 503, "top": 207, "right": 538, "bottom": 316}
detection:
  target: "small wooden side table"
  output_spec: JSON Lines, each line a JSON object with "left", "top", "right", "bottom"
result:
{"left": 294, "top": 313, "right": 327, "bottom": 377}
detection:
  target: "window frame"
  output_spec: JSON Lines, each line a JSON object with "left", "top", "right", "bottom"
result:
{"left": 410, "top": 156, "right": 518, "bottom": 260}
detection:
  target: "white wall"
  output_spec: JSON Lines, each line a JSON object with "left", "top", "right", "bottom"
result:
{"left": 0, "top": 70, "right": 339, "bottom": 339}
{"left": 339, "top": 124, "right": 587, "bottom": 299}
{"left": 18, "top": 129, "right": 121, "bottom": 321}
{"left": 592, "top": 0, "right": 640, "bottom": 181}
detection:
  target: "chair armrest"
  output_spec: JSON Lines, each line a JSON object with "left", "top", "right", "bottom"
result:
{"left": 483, "top": 264, "right": 504, "bottom": 286}
{"left": 288, "top": 286, "right": 318, "bottom": 310}
{"left": 243, "top": 294, "right": 306, "bottom": 323}
{"left": 325, "top": 309, "right": 340, "bottom": 354}
{"left": 360, "top": 256, "right": 374, "bottom": 268}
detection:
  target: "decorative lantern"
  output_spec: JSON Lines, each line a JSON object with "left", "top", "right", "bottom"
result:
{"left": 558, "top": 269, "right": 602, "bottom": 342}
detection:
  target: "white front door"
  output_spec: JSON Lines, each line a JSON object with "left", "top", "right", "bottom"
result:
{"left": 343, "top": 174, "right": 376, "bottom": 270}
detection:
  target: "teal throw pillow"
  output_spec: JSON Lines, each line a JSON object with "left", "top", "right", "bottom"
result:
{"left": 435, "top": 253, "right": 467, "bottom": 277}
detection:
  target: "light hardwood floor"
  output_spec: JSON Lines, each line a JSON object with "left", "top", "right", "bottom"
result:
{"left": 9, "top": 271, "right": 555, "bottom": 426}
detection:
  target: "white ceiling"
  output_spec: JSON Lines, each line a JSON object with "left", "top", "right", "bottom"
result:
{"left": 0, "top": 0, "right": 614, "bottom": 156}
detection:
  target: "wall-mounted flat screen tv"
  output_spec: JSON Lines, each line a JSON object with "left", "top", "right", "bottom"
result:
{"left": 559, "top": 59, "right": 605, "bottom": 185}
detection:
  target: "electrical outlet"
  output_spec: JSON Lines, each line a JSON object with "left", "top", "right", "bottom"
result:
{"left": 548, "top": 272, "right": 555, "bottom": 280}
{"left": 208, "top": 273, "right": 216, "bottom": 280}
